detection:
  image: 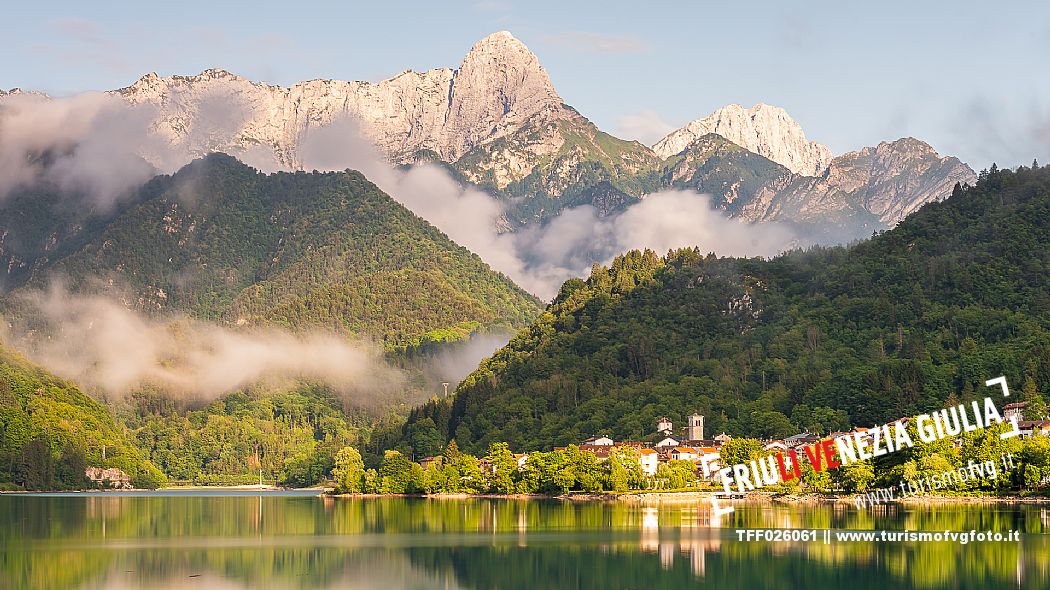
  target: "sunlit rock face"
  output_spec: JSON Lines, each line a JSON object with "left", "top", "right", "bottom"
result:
{"left": 115, "top": 31, "right": 569, "bottom": 169}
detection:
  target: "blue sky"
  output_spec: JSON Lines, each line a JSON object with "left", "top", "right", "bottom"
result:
{"left": 4, "top": 0, "right": 1049, "bottom": 169}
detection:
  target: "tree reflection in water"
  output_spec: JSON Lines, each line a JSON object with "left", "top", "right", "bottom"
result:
{"left": 1, "top": 494, "right": 1046, "bottom": 589}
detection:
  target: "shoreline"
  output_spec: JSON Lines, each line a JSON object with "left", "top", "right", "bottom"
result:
{"left": 0, "top": 485, "right": 327, "bottom": 494}
{"left": 4, "top": 487, "right": 1049, "bottom": 504}
{"left": 329, "top": 490, "right": 1050, "bottom": 505}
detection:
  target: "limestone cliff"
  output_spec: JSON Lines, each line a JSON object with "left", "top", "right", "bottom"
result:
{"left": 653, "top": 103, "right": 833, "bottom": 177}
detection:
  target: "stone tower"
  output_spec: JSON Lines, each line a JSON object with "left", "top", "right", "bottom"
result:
{"left": 687, "top": 414, "right": 704, "bottom": 441}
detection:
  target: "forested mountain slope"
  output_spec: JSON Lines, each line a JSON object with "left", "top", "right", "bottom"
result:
{"left": 0, "top": 343, "right": 162, "bottom": 489}
{"left": 401, "top": 164, "right": 1050, "bottom": 453}
{"left": 13, "top": 154, "right": 541, "bottom": 347}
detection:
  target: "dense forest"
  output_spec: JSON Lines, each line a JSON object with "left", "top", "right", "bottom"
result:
{"left": 0, "top": 343, "right": 163, "bottom": 490}
{"left": 6, "top": 154, "right": 541, "bottom": 348}
{"left": 400, "top": 163, "right": 1050, "bottom": 455}
{"left": 123, "top": 385, "right": 374, "bottom": 487}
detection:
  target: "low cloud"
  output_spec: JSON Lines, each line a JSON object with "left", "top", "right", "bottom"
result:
{"left": 511, "top": 191, "right": 795, "bottom": 297}
{"left": 0, "top": 88, "right": 282, "bottom": 208}
{"left": 0, "top": 93, "right": 167, "bottom": 207}
{"left": 424, "top": 330, "right": 515, "bottom": 387}
{"left": 616, "top": 109, "right": 678, "bottom": 146}
{"left": 3, "top": 285, "right": 404, "bottom": 405}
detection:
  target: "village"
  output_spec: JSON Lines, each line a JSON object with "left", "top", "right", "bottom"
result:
{"left": 84, "top": 402, "right": 1050, "bottom": 492}
{"left": 456, "top": 400, "right": 1050, "bottom": 484}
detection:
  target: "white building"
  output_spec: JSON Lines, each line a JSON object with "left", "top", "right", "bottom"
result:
{"left": 654, "top": 436, "right": 680, "bottom": 451}
{"left": 656, "top": 417, "right": 673, "bottom": 435}
{"left": 638, "top": 449, "right": 659, "bottom": 476}
{"left": 670, "top": 447, "right": 699, "bottom": 462}
{"left": 763, "top": 440, "right": 787, "bottom": 452}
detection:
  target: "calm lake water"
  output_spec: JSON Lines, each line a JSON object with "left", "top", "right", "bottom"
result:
{"left": 3, "top": 492, "right": 1049, "bottom": 589}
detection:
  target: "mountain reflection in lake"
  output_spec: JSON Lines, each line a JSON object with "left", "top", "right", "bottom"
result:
{"left": 2, "top": 493, "right": 1048, "bottom": 589}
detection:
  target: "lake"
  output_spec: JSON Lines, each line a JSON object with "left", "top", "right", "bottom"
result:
{"left": 2, "top": 492, "right": 1048, "bottom": 589}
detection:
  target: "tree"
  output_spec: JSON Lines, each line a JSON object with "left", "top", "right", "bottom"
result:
{"left": 442, "top": 439, "right": 461, "bottom": 462}
{"left": 802, "top": 460, "right": 832, "bottom": 492}
{"left": 362, "top": 468, "right": 379, "bottom": 493}
{"left": 1028, "top": 394, "right": 1049, "bottom": 421}
{"left": 379, "top": 450, "right": 419, "bottom": 494}
{"left": 132, "top": 461, "right": 167, "bottom": 490}
{"left": 791, "top": 405, "right": 851, "bottom": 436}
{"left": 332, "top": 446, "right": 365, "bottom": 493}
{"left": 1017, "top": 436, "right": 1050, "bottom": 490}
{"left": 423, "top": 460, "right": 448, "bottom": 493}
{"left": 484, "top": 442, "right": 517, "bottom": 494}
{"left": 406, "top": 418, "right": 443, "bottom": 459}
{"left": 752, "top": 411, "right": 795, "bottom": 439}
{"left": 453, "top": 453, "right": 484, "bottom": 493}
{"left": 16, "top": 439, "right": 53, "bottom": 490}
{"left": 719, "top": 438, "right": 764, "bottom": 468}
{"left": 835, "top": 460, "right": 875, "bottom": 492}
{"left": 960, "top": 422, "right": 1020, "bottom": 492}
{"left": 281, "top": 445, "right": 334, "bottom": 487}
{"left": 658, "top": 460, "right": 698, "bottom": 489}
{"left": 566, "top": 445, "right": 604, "bottom": 492}
{"left": 55, "top": 445, "right": 88, "bottom": 490}
{"left": 605, "top": 446, "right": 643, "bottom": 492}
{"left": 521, "top": 449, "right": 575, "bottom": 494}
{"left": 1021, "top": 377, "right": 1048, "bottom": 420}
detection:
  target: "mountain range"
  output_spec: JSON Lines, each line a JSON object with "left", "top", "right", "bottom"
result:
{"left": 109, "top": 31, "right": 976, "bottom": 232}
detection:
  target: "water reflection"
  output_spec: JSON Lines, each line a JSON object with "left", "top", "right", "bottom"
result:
{"left": 1, "top": 494, "right": 1047, "bottom": 589}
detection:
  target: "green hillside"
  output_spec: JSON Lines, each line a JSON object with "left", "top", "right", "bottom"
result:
{"left": 0, "top": 185, "right": 151, "bottom": 293}
{"left": 0, "top": 343, "right": 163, "bottom": 490}
{"left": 401, "top": 164, "right": 1050, "bottom": 454}
{"left": 659, "top": 133, "right": 792, "bottom": 212}
{"left": 454, "top": 112, "right": 662, "bottom": 223}
{"left": 20, "top": 154, "right": 542, "bottom": 347}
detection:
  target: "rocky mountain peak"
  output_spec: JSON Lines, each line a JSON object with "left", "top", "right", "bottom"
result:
{"left": 195, "top": 68, "right": 242, "bottom": 80}
{"left": 463, "top": 31, "right": 534, "bottom": 62}
{"left": 653, "top": 103, "right": 833, "bottom": 177}
{"left": 446, "top": 31, "right": 563, "bottom": 160}
{"left": 871, "top": 137, "right": 937, "bottom": 157}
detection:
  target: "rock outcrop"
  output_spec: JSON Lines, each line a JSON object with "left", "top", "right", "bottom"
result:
{"left": 823, "top": 138, "right": 977, "bottom": 223}
{"left": 663, "top": 133, "right": 976, "bottom": 230}
{"left": 653, "top": 103, "right": 833, "bottom": 177}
